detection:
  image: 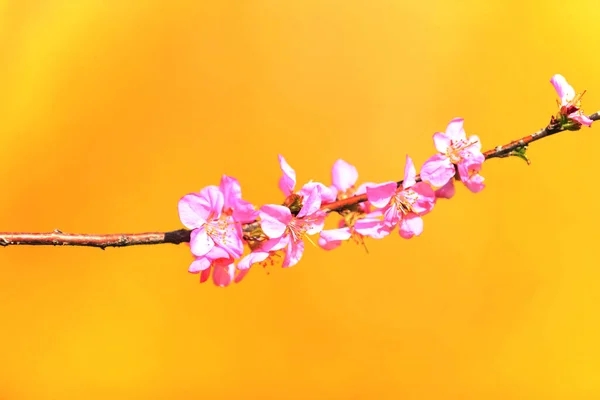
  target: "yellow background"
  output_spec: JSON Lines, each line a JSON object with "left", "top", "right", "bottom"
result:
{"left": 1, "top": 1, "right": 599, "bottom": 398}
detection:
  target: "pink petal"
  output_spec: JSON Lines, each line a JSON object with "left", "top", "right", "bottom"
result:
{"left": 189, "top": 256, "right": 212, "bottom": 273}
{"left": 231, "top": 199, "right": 259, "bottom": 223}
{"left": 219, "top": 175, "right": 242, "bottom": 210}
{"left": 238, "top": 251, "right": 270, "bottom": 270}
{"left": 331, "top": 159, "right": 358, "bottom": 192}
{"left": 318, "top": 228, "right": 352, "bottom": 250}
{"left": 234, "top": 268, "right": 250, "bottom": 284}
{"left": 278, "top": 154, "right": 296, "bottom": 196}
{"left": 435, "top": 180, "right": 455, "bottom": 199}
{"left": 259, "top": 204, "right": 292, "bottom": 238}
{"left": 178, "top": 193, "right": 210, "bottom": 229}
{"left": 199, "top": 268, "right": 211, "bottom": 283}
{"left": 354, "top": 218, "right": 390, "bottom": 239}
{"left": 463, "top": 173, "right": 485, "bottom": 193}
{"left": 550, "top": 74, "right": 575, "bottom": 104}
{"left": 282, "top": 239, "right": 304, "bottom": 268}
{"left": 399, "top": 213, "right": 423, "bottom": 239}
{"left": 383, "top": 204, "right": 401, "bottom": 227}
{"left": 467, "top": 135, "right": 483, "bottom": 153}
{"left": 299, "top": 182, "right": 337, "bottom": 203}
{"left": 190, "top": 227, "right": 215, "bottom": 257}
{"left": 433, "top": 132, "right": 451, "bottom": 153}
{"left": 298, "top": 187, "right": 322, "bottom": 218}
{"left": 403, "top": 155, "right": 417, "bottom": 189}
{"left": 366, "top": 182, "right": 397, "bottom": 208}
{"left": 571, "top": 113, "right": 593, "bottom": 127}
{"left": 410, "top": 182, "right": 436, "bottom": 215}
{"left": 198, "top": 186, "right": 224, "bottom": 220}
{"left": 212, "top": 221, "right": 244, "bottom": 258}
{"left": 420, "top": 154, "right": 455, "bottom": 187}
{"left": 304, "top": 212, "right": 326, "bottom": 235}
{"left": 445, "top": 118, "right": 466, "bottom": 141}
{"left": 212, "top": 261, "right": 235, "bottom": 287}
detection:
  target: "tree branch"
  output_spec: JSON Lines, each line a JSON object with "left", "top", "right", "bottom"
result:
{"left": 2, "top": 111, "right": 598, "bottom": 248}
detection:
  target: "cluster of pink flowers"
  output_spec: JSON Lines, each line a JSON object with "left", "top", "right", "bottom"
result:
{"left": 178, "top": 74, "right": 592, "bottom": 287}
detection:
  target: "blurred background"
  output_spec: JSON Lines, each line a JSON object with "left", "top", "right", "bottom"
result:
{"left": 1, "top": 0, "right": 599, "bottom": 398}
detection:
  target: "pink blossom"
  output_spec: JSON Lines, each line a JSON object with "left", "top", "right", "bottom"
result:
{"left": 550, "top": 74, "right": 593, "bottom": 127}
{"left": 178, "top": 185, "right": 244, "bottom": 259}
{"left": 219, "top": 175, "right": 258, "bottom": 223}
{"left": 188, "top": 246, "right": 239, "bottom": 287}
{"left": 367, "top": 155, "right": 435, "bottom": 239}
{"left": 420, "top": 118, "right": 485, "bottom": 193}
{"left": 318, "top": 159, "right": 387, "bottom": 250}
{"left": 278, "top": 155, "right": 337, "bottom": 202}
{"left": 240, "top": 187, "right": 326, "bottom": 269}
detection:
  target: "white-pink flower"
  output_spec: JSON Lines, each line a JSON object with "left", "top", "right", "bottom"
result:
{"left": 239, "top": 187, "right": 326, "bottom": 269}
{"left": 367, "top": 155, "right": 435, "bottom": 239}
{"left": 550, "top": 74, "right": 593, "bottom": 127}
{"left": 318, "top": 159, "right": 387, "bottom": 250}
{"left": 188, "top": 246, "right": 237, "bottom": 287}
{"left": 420, "top": 118, "right": 485, "bottom": 193}
{"left": 178, "top": 186, "right": 244, "bottom": 259}
{"left": 278, "top": 155, "right": 337, "bottom": 203}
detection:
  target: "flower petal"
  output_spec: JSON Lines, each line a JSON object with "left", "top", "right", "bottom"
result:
{"left": 550, "top": 74, "right": 575, "bottom": 104}
{"left": 278, "top": 154, "right": 296, "bottom": 196}
{"left": 190, "top": 227, "right": 215, "bottom": 257}
{"left": 212, "top": 261, "right": 235, "bottom": 287}
{"left": 403, "top": 155, "right": 417, "bottom": 189}
{"left": 318, "top": 228, "right": 352, "bottom": 250}
{"left": 283, "top": 239, "right": 304, "bottom": 268}
{"left": 410, "top": 182, "right": 436, "bottom": 215}
{"left": 198, "top": 186, "right": 224, "bottom": 220}
{"left": 212, "top": 220, "right": 244, "bottom": 258}
{"left": 259, "top": 204, "right": 292, "bottom": 238}
{"left": 219, "top": 175, "right": 242, "bottom": 210}
{"left": 435, "top": 180, "right": 455, "bottom": 199}
{"left": 234, "top": 268, "right": 250, "bottom": 284}
{"left": 238, "top": 251, "right": 270, "bottom": 270}
{"left": 199, "top": 268, "right": 211, "bottom": 283}
{"left": 445, "top": 118, "right": 466, "bottom": 141}
{"left": 298, "top": 187, "right": 322, "bottom": 218}
{"left": 178, "top": 193, "right": 210, "bottom": 229}
{"left": 571, "top": 113, "right": 593, "bottom": 127}
{"left": 299, "top": 182, "right": 337, "bottom": 203}
{"left": 420, "top": 154, "right": 455, "bottom": 187}
{"left": 331, "top": 159, "right": 358, "bottom": 192}
{"left": 366, "top": 182, "right": 397, "bottom": 208}
{"left": 399, "top": 213, "right": 423, "bottom": 239}
{"left": 354, "top": 218, "right": 390, "bottom": 239}
{"left": 433, "top": 132, "right": 451, "bottom": 153}
{"left": 189, "top": 256, "right": 212, "bottom": 273}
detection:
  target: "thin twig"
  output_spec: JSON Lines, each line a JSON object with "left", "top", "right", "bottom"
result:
{"left": 1, "top": 112, "right": 599, "bottom": 248}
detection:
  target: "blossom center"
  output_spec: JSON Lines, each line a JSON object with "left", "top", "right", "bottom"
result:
{"left": 446, "top": 138, "right": 478, "bottom": 164}
{"left": 287, "top": 218, "right": 310, "bottom": 242}
{"left": 205, "top": 217, "right": 235, "bottom": 244}
{"left": 392, "top": 189, "right": 418, "bottom": 215}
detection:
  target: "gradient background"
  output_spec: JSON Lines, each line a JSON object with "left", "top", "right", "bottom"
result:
{"left": 1, "top": 1, "right": 599, "bottom": 399}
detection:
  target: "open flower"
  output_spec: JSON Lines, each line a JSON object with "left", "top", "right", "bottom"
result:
{"left": 278, "top": 155, "right": 337, "bottom": 203}
{"left": 367, "top": 155, "right": 435, "bottom": 239}
{"left": 178, "top": 185, "right": 244, "bottom": 259}
{"left": 188, "top": 246, "right": 236, "bottom": 287}
{"left": 550, "top": 74, "right": 593, "bottom": 127}
{"left": 239, "top": 187, "right": 326, "bottom": 270}
{"left": 420, "top": 118, "right": 485, "bottom": 193}
{"left": 318, "top": 159, "right": 388, "bottom": 250}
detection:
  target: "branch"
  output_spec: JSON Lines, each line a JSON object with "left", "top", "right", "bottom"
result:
{"left": 2, "top": 111, "right": 598, "bottom": 248}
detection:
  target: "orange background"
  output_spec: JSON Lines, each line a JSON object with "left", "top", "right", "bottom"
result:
{"left": 1, "top": 1, "right": 600, "bottom": 399}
